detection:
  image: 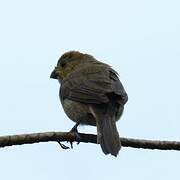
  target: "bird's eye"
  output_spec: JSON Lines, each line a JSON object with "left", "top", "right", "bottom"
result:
{"left": 61, "top": 62, "right": 66, "bottom": 67}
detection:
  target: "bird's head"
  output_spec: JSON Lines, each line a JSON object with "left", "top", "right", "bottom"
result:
{"left": 50, "top": 51, "right": 94, "bottom": 82}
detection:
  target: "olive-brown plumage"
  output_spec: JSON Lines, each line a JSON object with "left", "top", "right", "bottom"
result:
{"left": 50, "top": 51, "right": 128, "bottom": 156}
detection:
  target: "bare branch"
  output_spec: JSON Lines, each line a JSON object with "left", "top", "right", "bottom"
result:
{"left": 0, "top": 131, "right": 180, "bottom": 151}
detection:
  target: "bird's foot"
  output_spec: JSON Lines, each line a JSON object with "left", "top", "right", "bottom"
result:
{"left": 69, "top": 122, "right": 81, "bottom": 148}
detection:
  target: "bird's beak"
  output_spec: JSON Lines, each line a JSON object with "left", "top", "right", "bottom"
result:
{"left": 50, "top": 69, "right": 58, "bottom": 79}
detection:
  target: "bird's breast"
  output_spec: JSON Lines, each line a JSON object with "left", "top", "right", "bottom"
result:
{"left": 62, "top": 99, "right": 96, "bottom": 126}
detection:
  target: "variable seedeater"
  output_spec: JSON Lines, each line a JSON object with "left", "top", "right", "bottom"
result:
{"left": 50, "top": 51, "right": 128, "bottom": 156}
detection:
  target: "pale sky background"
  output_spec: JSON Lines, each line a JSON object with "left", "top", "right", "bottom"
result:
{"left": 0, "top": 0, "right": 180, "bottom": 179}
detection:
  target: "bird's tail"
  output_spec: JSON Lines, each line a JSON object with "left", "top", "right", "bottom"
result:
{"left": 91, "top": 104, "right": 121, "bottom": 156}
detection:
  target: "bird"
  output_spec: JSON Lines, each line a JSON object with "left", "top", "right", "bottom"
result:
{"left": 50, "top": 51, "right": 128, "bottom": 156}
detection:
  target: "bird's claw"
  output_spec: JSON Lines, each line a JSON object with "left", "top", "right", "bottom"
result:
{"left": 70, "top": 133, "right": 81, "bottom": 148}
{"left": 70, "top": 141, "right": 73, "bottom": 149}
{"left": 58, "top": 141, "right": 70, "bottom": 150}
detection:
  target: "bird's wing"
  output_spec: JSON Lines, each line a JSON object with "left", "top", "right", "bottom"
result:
{"left": 60, "top": 64, "right": 128, "bottom": 105}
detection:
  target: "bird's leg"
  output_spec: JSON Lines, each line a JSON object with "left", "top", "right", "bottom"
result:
{"left": 69, "top": 122, "right": 81, "bottom": 148}
{"left": 70, "top": 122, "right": 80, "bottom": 133}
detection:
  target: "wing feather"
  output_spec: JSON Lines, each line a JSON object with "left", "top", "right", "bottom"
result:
{"left": 60, "top": 64, "right": 128, "bottom": 105}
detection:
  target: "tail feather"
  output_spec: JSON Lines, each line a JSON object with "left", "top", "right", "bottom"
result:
{"left": 90, "top": 105, "right": 121, "bottom": 156}
{"left": 98, "top": 113, "right": 121, "bottom": 156}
